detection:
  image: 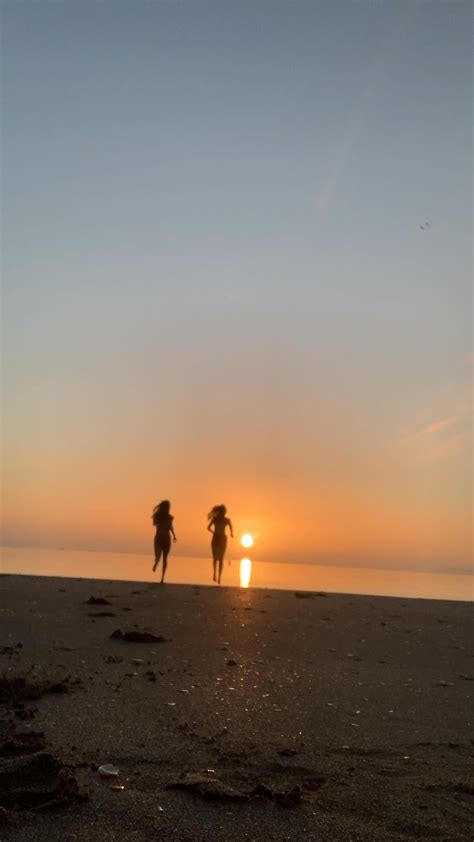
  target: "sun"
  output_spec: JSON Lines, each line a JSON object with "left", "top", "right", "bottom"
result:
{"left": 241, "top": 533, "right": 254, "bottom": 549}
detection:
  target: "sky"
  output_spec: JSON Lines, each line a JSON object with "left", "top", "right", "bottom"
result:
{"left": 1, "top": 1, "right": 472, "bottom": 573}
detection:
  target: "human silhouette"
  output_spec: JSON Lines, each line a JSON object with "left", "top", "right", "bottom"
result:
{"left": 207, "top": 504, "right": 233, "bottom": 584}
{"left": 151, "top": 500, "right": 176, "bottom": 583}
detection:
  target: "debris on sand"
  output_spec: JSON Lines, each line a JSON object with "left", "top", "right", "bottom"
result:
{"left": 0, "top": 677, "right": 42, "bottom": 705}
{"left": 98, "top": 764, "right": 119, "bottom": 777}
{"left": 88, "top": 612, "right": 116, "bottom": 618}
{"left": 278, "top": 748, "right": 299, "bottom": 757}
{"left": 0, "top": 751, "right": 81, "bottom": 810}
{"left": 0, "top": 731, "right": 46, "bottom": 757}
{"left": 226, "top": 659, "right": 238, "bottom": 667}
{"left": 110, "top": 630, "right": 167, "bottom": 643}
{"left": 250, "top": 782, "right": 302, "bottom": 807}
{"left": 167, "top": 771, "right": 248, "bottom": 801}
{"left": 84, "top": 597, "right": 112, "bottom": 605}
{"left": 0, "top": 645, "right": 22, "bottom": 657}
{"left": 294, "top": 592, "right": 315, "bottom": 599}
{"left": 0, "top": 676, "right": 71, "bottom": 707}
{"left": 48, "top": 683, "right": 69, "bottom": 694}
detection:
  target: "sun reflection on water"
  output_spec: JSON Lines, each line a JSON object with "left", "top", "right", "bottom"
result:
{"left": 240, "top": 557, "right": 252, "bottom": 588}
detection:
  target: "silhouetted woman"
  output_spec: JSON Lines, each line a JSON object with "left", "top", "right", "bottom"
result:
{"left": 207, "top": 505, "right": 233, "bottom": 584}
{"left": 152, "top": 500, "right": 176, "bottom": 583}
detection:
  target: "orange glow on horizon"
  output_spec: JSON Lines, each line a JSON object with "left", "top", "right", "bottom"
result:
{"left": 2, "top": 413, "right": 471, "bottom": 574}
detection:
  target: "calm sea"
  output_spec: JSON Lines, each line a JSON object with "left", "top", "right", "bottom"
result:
{"left": 1, "top": 546, "right": 472, "bottom": 602}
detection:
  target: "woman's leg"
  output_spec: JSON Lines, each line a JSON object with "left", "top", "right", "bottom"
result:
{"left": 153, "top": 538, "right": 162, "bottom": 573}
{"left": 212, "top": 541, "right": 218, "bottom": 582}
{"left": 160, "top": 543, "right": 170, "bottom": 583}
{"left": 217, "top": 537, "right": 227, "bottom": 584}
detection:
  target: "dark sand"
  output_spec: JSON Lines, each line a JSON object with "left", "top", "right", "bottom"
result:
{"left": 0, "top": 574, "right": 473, "bottom": 840}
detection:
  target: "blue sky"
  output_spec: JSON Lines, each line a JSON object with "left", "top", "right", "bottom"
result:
{"left": 2, "top": 1, "right": 472, "bottom": 570}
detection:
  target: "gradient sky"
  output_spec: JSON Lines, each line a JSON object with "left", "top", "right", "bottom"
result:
{"left": 2, "top": 1, "right": 472, "bottom": 572}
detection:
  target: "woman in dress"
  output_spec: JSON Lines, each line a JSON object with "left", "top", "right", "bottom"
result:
{"left": 207, "top": 504, "right": 233, "bottom": 584}
{"left": 152, "top": 500, "right": 176, "bottom": 583}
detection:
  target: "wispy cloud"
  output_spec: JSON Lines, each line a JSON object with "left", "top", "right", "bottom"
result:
{"left": 414, "top": 416, "right": 461, "bottom": 440}
{"left": 392, "top": 407, "right": 471, "bottom": 465}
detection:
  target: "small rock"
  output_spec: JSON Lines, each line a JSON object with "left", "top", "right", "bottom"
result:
{"left": 250, "top": 783, "right": 302, "bottom": 807}
{"left": 98, "top": 764, "right": 119, "bottom": 777}
{"left": 84, "top": 597, "right": 111, "bottom": 605}
{"left": 110, "top": 630, "right": 167, "bottom": 643}
{"left": 167, "top": 771, "right": 248, "bottom": 801}
{"left": 144, "top": 671, "right": 157, "bottom": 682}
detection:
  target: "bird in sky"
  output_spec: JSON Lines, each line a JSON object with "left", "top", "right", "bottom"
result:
{"left": 420, "top": 221, "right": 431, "bottom": 230}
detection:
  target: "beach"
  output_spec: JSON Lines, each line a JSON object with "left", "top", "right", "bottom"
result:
{"left": 0, "top": 573, "right": 473, "bottom": 840}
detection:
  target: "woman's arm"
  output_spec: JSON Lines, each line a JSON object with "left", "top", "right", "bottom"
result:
{"left": 228, "top": 519, "right": 234, "bottom": 538}
{"left": 171, "top": 524, "right": 177, "bottom": 542}
{"left": 207, "top": 518, "right": 215, "bottom": 534}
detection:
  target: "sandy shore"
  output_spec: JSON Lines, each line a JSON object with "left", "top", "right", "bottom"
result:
{"left": 0, "top": 573, "right": 473, "bottom": 840}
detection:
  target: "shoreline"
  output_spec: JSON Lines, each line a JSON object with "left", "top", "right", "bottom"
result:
{"left": 2, "top": 546, "right": 472, "bottom": 602}
{"left": 1, "top": 570, "right": 473, "bottom": 606}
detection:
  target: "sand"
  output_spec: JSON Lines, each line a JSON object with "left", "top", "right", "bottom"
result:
{"left": 0, "top": 573, "right": 472, "bottom": 840}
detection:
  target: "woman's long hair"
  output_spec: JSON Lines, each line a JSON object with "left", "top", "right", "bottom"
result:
{"left": 208, "top": 504, "right": 227, "bottom": 523}
{"left": 152, "top": 500, "right": 171, "bottom": 526}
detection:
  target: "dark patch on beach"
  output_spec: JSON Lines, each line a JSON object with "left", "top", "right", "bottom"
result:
{"left": 250, "top": 782, "right": 302, "bottom": 807}
{"left": 278, "top": 748, "right": 299, "bottom": 757}
{"left": 87, "top": 612, "right": 116, "bottom": 618}
{"left": 0, "top": 645, "right": 22, "bottom": 657}
{"left": 0, "top": 731, "right": 46, "bottom": 757}
{"left": 0, "top": 676, "right": 70, "bottom": 706}
{"left": 84, "top": 597, "right": 111, "bottom": 606}
{"left": 110, "top": 630, "right": 168, "bottom": 643}
{"left": 167, "top": 771, "right": 248, "bottom": 801}
{"left": 0, "top": 751, "right": 82, "bottom": 811}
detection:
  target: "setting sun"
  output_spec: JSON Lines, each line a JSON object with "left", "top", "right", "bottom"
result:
{"left": 241, "top": 533, "right": 254, "bottom": 548}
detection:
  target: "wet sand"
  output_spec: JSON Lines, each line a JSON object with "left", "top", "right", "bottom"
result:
{"left": 0, "top": 574, "right": 473, "bottom": 840}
